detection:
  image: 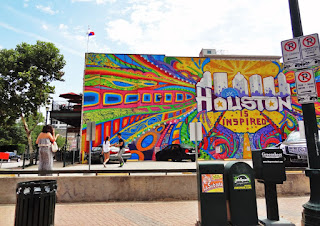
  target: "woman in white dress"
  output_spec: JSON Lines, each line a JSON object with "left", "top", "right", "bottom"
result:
{"left": 36, "top": 125, "right": 59, "bottom": 175}
{"left": 102, "top": 136, "right": 110, "bottom": 167}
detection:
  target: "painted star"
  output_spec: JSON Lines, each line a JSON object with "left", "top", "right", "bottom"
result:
{"left": 269, "top": 101, "right": 274, "bottom": 107}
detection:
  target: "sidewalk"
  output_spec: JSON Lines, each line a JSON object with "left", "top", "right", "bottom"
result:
{"left": 0, "top": 196, "right": 308, "bottom": 226}
{"left": 1, "top": 159, "right": 256, "bottom": 171}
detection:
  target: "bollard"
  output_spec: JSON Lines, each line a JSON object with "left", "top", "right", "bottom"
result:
{"left": 198, "top": 162, "right": 228, "bottom": 226}
{"left": 224, "top": 161, "right": 258, "bottom": 226}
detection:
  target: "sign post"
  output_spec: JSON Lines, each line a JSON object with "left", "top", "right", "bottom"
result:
{"left": 288, "top": 0, "right": 320, "bottom": 224}
{"left": 86, "top": 121, "right": 96, "bottom": 170}
{"left": 189, "top": 122, "right": 203, "bottom": 225}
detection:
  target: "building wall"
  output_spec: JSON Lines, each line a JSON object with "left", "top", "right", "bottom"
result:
{"left": 82, "top": 53, "right": 320, "bottom": 160}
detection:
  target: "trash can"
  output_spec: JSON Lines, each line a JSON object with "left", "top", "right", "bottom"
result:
{"left": 224, "top": 161, "right": 258, "bottom": 226}
{"left": 198, "top": 162, "right": 228, "bottom": 226}
{"left": 15, "top": 180, "right": 57, "bottom": 226}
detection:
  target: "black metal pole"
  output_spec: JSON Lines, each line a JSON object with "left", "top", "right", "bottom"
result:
{"left": 264, "top": 183, "right": 279, "bottom": 221}
{"left": 45, "top": 108, "right": 48, "bottom": 126}
{"left": 288, "top": 0, "right": 320, "bottom": 224}
{"left": 76, "top": 134, "right": 80, "bottom": 163}
{"left": 63, "top": 124, "right": 68, "bottom": 167}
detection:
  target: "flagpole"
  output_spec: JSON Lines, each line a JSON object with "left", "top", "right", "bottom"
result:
{"left": 87, "top": 25, "right": 89, "bottom": 53}
{"left": 87, "top": 35, "right": 89, "bottom": 53}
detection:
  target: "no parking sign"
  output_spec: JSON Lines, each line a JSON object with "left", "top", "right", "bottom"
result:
{"left": 281, "top": 38, "right": 301, "bottom": 63}
{"left": 281, "top": 33, "right": 320, "bottom": 70}
{"left": 299, "top": 34, "right": 320, "bottom": 59}
{"left": 294, "top": 69, "right": 318, "bottom": 104}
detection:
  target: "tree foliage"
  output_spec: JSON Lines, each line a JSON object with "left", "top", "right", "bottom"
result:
{"left": 56, "top": 136, "right": 66, "bottom": 149}
{"left": 0, "top": 41, "right": 65, "bottom": 153}
{"left": 0, "top": 41, "right": 65, "bottom": 123}
{"left": 0, "top": 122, "right": 25, "bottom": 146}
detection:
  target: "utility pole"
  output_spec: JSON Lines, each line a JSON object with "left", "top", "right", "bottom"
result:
{"left": 288, "top": 0, "right": 320, "bottom": 224}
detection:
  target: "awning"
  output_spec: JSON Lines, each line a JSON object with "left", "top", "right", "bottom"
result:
{"left": 59, "top": 92, "right": 81, "bottom": 99}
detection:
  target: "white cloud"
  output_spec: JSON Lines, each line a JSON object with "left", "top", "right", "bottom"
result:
{"left": 71, "top": 0, "right": 91, "bottom": 2}
{"left": 42, "top": 24, "right": 48, "bottom": 30}
{"left": 0, "top": 22, "right": 83, "bottom": 57}
{"left": 36, "top": 5, "right": 59, "bottom": 15}
{"left": 104, "top": 0, "right": 294, "bottom": 56}
{"left": 23, "top": 0, "right": 29, "bottom": 7}
{"left": 96, "top": 0, "right": 116, "bottom": 4}
{"left": 57, "top": 24, "right": 89, "bottom": 51}
{"left": 59, "top": 24, "right": 68, "bottom": 30}
{"left": 71, "top": 0, "right": 116, "bottom": 4}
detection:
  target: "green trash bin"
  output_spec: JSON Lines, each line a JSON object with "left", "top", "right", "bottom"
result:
{"left": 15, "top": 180, "right": 57, "bottom": 226}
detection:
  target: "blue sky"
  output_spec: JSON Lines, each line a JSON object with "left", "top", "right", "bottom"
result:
{"left": 1, "top": 0, "right": 320, "bottom": 103}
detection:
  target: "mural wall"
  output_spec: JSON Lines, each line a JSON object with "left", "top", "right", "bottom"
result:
{"left": 82, "top": 53, "right": 320, "bottom": 160}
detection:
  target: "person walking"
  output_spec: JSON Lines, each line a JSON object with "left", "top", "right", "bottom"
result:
{"left": 36, "top": 125, "right": 59, "bottom": 176}
{"left": 111, "top": 133, "right": 125, "bottom": 167}
{"left": 102, "top": 136, "right": 111, "bottom": 167}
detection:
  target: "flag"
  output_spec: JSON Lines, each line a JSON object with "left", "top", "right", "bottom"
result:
{"left": 88, "top": 31, "right": 95, "bottom": 36}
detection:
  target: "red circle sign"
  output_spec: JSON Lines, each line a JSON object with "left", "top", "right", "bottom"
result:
{"left": 298, "top": 71, "right": 312, "bottom": 83}
{"left": 303, "top": 36, "right": 316, "bottom": 47}
{"left": 284, "top": 41, "right": 297, "bottom": 52}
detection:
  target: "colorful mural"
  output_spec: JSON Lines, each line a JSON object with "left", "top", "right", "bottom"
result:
{"left": 82, "top": 53, "right": 320, "bottom": 160}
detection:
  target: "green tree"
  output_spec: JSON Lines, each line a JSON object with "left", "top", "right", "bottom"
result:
{"left": 0, "top": 123, "right": 25, "bottom": 146}
{"left": 0, "top": 41, "right": 65, "bottom": 154}
{"left": 56, "top": 136, "right": 66, "bottom": 149}
{"left": 19, "top": 112, "right": 45, "bottom": 148}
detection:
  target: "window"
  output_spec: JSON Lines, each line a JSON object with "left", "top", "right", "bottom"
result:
{"left": 207, "top": 50, "right": 212, "bottom": 54}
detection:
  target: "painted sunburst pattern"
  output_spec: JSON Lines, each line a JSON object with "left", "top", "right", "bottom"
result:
{"left": 82, "top": 53, "right": 319, "bottom": 161}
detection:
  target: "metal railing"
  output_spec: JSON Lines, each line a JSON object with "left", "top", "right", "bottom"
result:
{"left": 52, "top": 102, "right": 81, "bottom": 112}
{"left": 0, "top": 167, "right": 306, "bottom": 177}
{"left": 0, "top": 168, "right": 197, "bottom": 176}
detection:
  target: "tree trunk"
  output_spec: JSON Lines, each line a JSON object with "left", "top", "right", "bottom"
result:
{"left": 21, "top": 114, "right": 34, "bottom": 154}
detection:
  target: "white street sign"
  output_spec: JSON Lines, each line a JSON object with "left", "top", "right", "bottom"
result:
{"left": 283, "top": 59, "right": 320, "bottom": 71}
{"left": 294, "top": 69, "right": 318, "bottom": 104}
{"left": 281, "top": 33, "right": 320, "bottom": 70}
{"left": 281, "top": 38, "right": 301, "bottom": 63}
{"left": 189, "top": 122, "right": 203, "bottom": 142}
{"left": 86, "top": 121, "right": 96, "bottom": 141}
{"left": 299, "top": 34, "right": 320, "bottom": 59}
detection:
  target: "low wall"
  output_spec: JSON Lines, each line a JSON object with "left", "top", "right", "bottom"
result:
{"left": 0, "top": 173, "right": 310, "bottom": 204}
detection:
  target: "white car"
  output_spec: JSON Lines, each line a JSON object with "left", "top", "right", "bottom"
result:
{"left": 276, "top": 131, "right": 309, "bottom": 166}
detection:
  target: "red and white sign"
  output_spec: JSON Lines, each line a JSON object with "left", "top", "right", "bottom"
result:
{"left": 281, "top": 33, "right": 320, "bottom": 70}
{"left": 297, "top": 71, "right": 312, "bottom": 83}
{"left": 294, "top": 69, "right": 318, "bottom": 104}
{"left": 284, "top": 41, "right": 297, "bottom": 51}
{"left": 281, "top": 38, "right": 301, "bottom": 63}
{"left": 302, "top": 36, "right": 316, "bottom": 47}
{"left": 298, "top": 33, "right": 320, "bottom": 60}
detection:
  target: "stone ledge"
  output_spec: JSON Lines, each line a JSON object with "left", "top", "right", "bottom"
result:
{"left": 0, "top": 173, "right": 309, "bottom": 204}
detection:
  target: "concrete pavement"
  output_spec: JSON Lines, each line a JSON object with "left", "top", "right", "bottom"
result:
{"left": 0, "top": 160, "right": 309, "bottom": 225}
{"left": 0, "top": 196, "right": 308, "bottom": 225}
